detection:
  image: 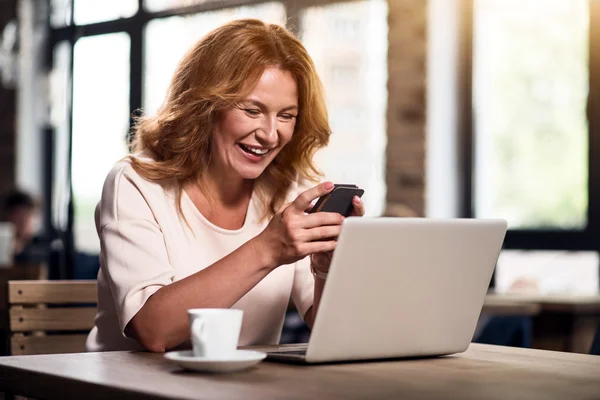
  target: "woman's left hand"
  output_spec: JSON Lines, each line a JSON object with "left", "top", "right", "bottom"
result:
{"left": 310, "top": 196, "right": 365, "bottom": 273}
{"left": 348, "top": 195, "right": 366, "bottom": 217}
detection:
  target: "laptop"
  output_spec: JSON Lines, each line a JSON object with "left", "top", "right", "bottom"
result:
{"left": 263, "top": 217, "right": 507, "bottom": 364}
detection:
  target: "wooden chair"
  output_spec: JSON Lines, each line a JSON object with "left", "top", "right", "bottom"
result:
{"left": 0, "top": 264, "right": 48, "bottom": 314}
{"left": 7, "top": 280, "right": 97, "bottom": 355}
{"left": 0, "top": 264, "right": 47, "bottom": 355}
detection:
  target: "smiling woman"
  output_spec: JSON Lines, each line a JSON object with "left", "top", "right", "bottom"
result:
{"left": 210, "top": 69, "right": 298, "bottom": 182}
{"left": 86, "top": 18, "right": 365, "bottom": 353}
{"left": 129, "top": 19, "right": 330, "bottom": 221}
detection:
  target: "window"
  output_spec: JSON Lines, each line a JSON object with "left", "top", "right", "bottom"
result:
{"left": 49, "top": 41, "right": 72, "bottom": 233}
{"left": 145, "top": 0, "right": 222, "bottom": 12}
{"left": 301, "top": 0, "right": 388, "bottom": 216}
{"left": 465, "top": 0, "right": 600, "bottom": 250}
{"left": 144, "top": 2, "right": 286, "bottom": 115}
{"left": 495, "top": 250, "right": 599, "bottom": 294}
{"left": 74, "top": 1, "right": 138, "bottom": 25}
{"left": 48, "top": 0, "right": 388, "bottom": 274}
{"left": 71, "top": 33, "right": 131, "bottom": 252}
{"left": 463, "top": 0, "right": 600, "bottom": 290}
{"left": 50, "top": 0, "right": 72, "bottom": 27}
{"left": 473, "top": 0, "right": 589, "bottom": 230}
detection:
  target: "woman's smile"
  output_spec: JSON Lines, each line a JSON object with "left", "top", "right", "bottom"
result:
{"left": 237, "top": 143, "right": 273, "bottom": 162}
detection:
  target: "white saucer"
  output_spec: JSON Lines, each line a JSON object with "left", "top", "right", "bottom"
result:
{"left": 164, "top": 350, "right": 266, "bottom": 373}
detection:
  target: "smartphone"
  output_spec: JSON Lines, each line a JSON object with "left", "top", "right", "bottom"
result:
{"left": 309, "top": 184, "right": 365, "bottom": 217}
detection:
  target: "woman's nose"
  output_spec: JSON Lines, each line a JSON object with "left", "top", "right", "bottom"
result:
{"left": 255, "top": 116, "right": 278, "bottom": 145}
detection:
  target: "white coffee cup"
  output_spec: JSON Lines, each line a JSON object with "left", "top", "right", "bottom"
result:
{"left": 0, "top": 222, "right": 15, "bottom": 267}
{"left": 188, "top": 308, "right": 243, "bottom": 359}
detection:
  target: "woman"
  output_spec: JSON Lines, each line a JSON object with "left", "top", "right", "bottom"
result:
{"left": 86, "top": 19, "right": 364, "bottom": 353}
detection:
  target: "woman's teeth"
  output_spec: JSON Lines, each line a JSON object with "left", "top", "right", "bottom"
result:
{"left": 239, "top": 144, "right": 269, "bottom": 156}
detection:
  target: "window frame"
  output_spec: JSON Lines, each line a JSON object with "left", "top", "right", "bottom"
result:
{"left": 460, "top": 0, "right": 600, "bottom": 252}
{"left": 50, "top": 0, "right": 366, "bottom": 123}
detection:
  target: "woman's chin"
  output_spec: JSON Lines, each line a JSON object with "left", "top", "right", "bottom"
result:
{"left": 234, "top": 166, "right": 268, "bottom": 181}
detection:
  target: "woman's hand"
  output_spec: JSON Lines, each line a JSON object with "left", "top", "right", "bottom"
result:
{"left": 310, "top": 194, "right": 365, "bottom": 273}
{"left": 255, "top": 182, "right": 345, "bottom": 269}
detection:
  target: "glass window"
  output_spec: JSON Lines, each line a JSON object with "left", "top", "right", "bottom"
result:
{"left": 73, "top": 0, "right": 138, "bottom": 25}
{"left": 49, "top": 41, "right": 72, "bottom": 232}
{"left": 145, "top": 0, "right": 221, "bottom": 13}
{"left": 50, "top": 0, "right": 72, "bottom": 27}
{"left": 301, "top": 0, "right": 388, "bottom": 217}
{"left": 143, "top": 2, "right": 286, "bottom": 115}
{"left": 495, "top": 250, "right": 599, "bottom": 295}
{"left": 72, "top": 33, "right": 130, "bottom": 252}
{"left": 473, "top": 0, "right": 589, "bottom": 229}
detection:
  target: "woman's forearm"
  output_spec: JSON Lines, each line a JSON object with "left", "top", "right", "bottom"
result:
{"left": 127, "top": 237, "right": 273, "bottom": 352}
{"left": 305, "top": 275, "right": 326, "bottom": 328}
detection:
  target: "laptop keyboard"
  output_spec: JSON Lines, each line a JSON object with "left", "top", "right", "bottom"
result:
{"left": 272, "top": 350, "right": 307, "bottom": 356}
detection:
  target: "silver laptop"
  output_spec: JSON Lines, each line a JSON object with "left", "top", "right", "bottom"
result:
{"left": 264, "top": 217, "right": 507, "bottom": 363}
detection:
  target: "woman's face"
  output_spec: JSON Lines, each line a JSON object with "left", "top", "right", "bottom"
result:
{"left": 211, "top": 67, "right": 298, "bottom": 181}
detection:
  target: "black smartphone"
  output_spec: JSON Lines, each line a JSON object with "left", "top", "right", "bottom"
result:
{"left": 309, "top": 184, "right": 365, "bottom": 217}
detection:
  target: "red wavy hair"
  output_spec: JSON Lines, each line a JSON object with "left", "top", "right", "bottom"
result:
{"left": 129, "top": 18, "right": 331, "bottom": 220}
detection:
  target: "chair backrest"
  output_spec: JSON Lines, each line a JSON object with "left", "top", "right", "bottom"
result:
{"left": 0, "top": 264, "right": 47, "bottom": 314}
{"left": 0, "top": 264, "right": 47, "bottom": 355}
{"left": 8, "top": 280, "right": 97, "bottom": 355}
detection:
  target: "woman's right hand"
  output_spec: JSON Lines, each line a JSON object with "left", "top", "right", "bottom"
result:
{"left": 254, "top": 182, "right": 345, "bottom": 269}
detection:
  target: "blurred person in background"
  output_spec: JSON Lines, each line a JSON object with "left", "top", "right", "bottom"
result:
{"left": 87, "top": 19, "right": 365, "bottom": 353}
{"left": 0, "top": 188, "right": 46, "bottom": 264}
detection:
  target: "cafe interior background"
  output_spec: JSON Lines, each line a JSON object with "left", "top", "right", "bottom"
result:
{"left": 0, "top": 0, "right": 599, "bottom": 354}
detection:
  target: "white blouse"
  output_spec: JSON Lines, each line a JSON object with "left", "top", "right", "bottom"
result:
{"left": 86, "top": 155, "right": 314, "bottom": 352}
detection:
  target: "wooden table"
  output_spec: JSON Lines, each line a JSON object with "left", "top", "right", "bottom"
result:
{"left": 0, "top": 344, "right": 598, "bottom": 399}
{"left": 482, "top": 296, "right": 541, "bottom": 316}
{"left": 482, "top": 293, "right": 600, "bottom": 353}
{"left": 484, "top": 293, "right": 600, "bottom": 313}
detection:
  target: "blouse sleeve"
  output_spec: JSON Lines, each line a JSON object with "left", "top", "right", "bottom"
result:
{"left": 97, "top": 162, "right": 175, "bottom": 336}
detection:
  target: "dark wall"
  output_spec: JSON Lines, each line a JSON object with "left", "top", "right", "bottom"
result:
{"left": 0, "top": 0, "right": 17, "bottom": 195}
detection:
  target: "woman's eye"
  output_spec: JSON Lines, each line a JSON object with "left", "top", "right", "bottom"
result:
{"left": 280, "top": 114, "right": 297, "bottom": 121}
{"left": 244, "top": 109, "right": 261, "bottom": 116}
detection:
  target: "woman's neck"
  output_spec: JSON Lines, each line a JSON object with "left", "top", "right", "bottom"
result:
{"left": 184, "top": 171, "right": 254, "bottom": 230}
{"left": 200, "top": 171, "right": 253, "bottom": 207}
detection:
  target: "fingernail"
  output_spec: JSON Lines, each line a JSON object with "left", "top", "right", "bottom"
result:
{"left": 324, "top": 182, "right": 334, "bottom": 190}
{"left": 353, "top": 197, "right": 361, "bottom": 204}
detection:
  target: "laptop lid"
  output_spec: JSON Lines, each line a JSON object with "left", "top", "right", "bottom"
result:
{"left": 303, "top": 217, "right": 507, "bottom": 363}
